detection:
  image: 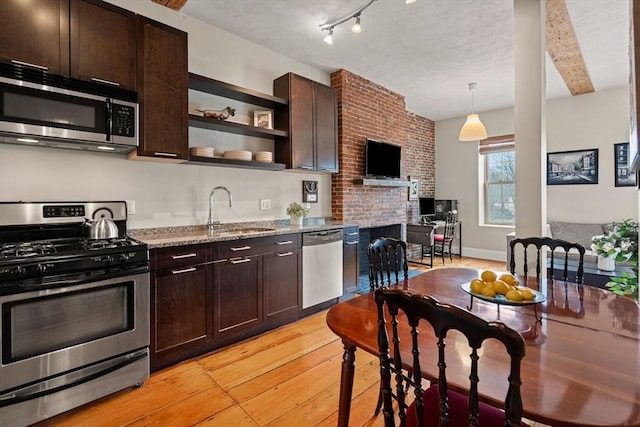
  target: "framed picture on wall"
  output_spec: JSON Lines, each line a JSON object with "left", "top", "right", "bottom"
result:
{"left": 614, "top": 142, "right": 637, "bottom": 187}
{"left": 408, "top": 177, "right": 419, "bottom": 200}
{"left": 547, "top": 149, "right": 599, "bottom": 185}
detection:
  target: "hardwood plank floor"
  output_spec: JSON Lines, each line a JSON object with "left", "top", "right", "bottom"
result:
{"left": 38, "top": 257, "right": 545, "bottom": 427}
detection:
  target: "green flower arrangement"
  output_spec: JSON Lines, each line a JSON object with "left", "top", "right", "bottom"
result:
{"left": 591, "top": 219, "right": 638, "bottom": 300}
{"left": 286, "top": 202, "right": 309, "bottom": 218}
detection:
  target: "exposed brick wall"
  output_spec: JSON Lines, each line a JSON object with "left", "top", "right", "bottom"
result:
{"left": 330, "top": 69, "right": 435, "bottom": 230}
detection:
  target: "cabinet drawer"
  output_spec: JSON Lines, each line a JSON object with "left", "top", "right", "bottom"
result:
{"left": 153, "top": 244, "right": 208, "bottom": 270}
{"left": 214, "top": 233, "right": 300, "bottom": 259}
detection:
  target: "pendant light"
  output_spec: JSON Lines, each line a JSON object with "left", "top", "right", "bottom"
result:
{"left": 458, "top": 82, "right": 488, "bottom": 141}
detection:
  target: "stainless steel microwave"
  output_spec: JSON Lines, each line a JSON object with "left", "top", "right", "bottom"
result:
{"left": 0, "top": 75, "right": 138, "bottom": 153}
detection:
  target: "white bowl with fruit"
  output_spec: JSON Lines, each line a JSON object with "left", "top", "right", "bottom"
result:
{"left": 461, "top": 270, "right": 546, "bottom": 305}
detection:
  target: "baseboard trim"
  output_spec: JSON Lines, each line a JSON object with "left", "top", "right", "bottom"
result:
{"left": 461, "top": 247, "right": 506, "bottom": 262}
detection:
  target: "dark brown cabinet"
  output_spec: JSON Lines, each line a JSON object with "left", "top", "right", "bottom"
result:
{"left": 212, "top": 234, "right": 300, "bottom": 343}
{"left": 0, "top": 0, "right": 136, "bottom": 90}
{"left": 151, "top": 244, "right": 213, "bottom": 371}
{"left": 343, "top": 226, "right": 359, "bottom": 295}
{"left": 133, "top": 16, "right": 188, "bottom": 161}
{"left": 273, "top": 73, "right": 338, "bottom": 172}
{"left": 263, "top": 247, "right": 301, "bottom": 325}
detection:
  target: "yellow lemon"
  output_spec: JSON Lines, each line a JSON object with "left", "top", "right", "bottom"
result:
{"left": 492, "top": 280, "right": 510, "bottom": 295}
{"left": 498, "top": 273, "right": 520, "bottom": 287}
{"left": 470, "top": 279, "right": 484, "bottom": 294}
{"left": 505, "top": 289, "right": 523, "bottom": 301}
{"left": 480, "top": 270, "right": 497, "bottom": 283}
{"left": 518, "top": 287, "right": 536, "bottom": 301}
{"left": 481, "top": 286, "right": 497, "bottom": 298}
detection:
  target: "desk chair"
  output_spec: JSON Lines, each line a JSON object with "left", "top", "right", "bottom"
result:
{"left": 509, "top": 237, "right": 585, "bottom": 284}
{"left": 374, "top": 288, "right": 527, "bottom": 427}
{"left": 433, "top": 210, "right": 457, "bottom": 264}
{"left": 368, "top": 237, "right": 409, "bottom": 292}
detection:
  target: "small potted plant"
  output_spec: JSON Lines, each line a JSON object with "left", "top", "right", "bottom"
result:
{"left": 286, "top": 202, "right": 309, "bottom": 226}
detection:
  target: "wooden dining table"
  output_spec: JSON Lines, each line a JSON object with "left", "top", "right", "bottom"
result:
{"left": 326, "top": 267, "right": 640, "bottom": 427}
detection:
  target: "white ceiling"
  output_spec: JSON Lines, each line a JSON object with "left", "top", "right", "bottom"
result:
{"left": 180, "top": 0, "right": 629, "bottom": 121}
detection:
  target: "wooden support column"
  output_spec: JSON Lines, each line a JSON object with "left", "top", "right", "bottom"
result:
{"left": 514, "top": 0, "right": 547, "bottom": 274}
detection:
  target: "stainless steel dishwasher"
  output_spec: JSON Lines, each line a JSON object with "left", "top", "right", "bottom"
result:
{"left": 302, "top": 229, "right": 344, "bottom": 308}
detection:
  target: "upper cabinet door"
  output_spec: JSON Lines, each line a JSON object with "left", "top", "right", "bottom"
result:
{"left": 0, "top": 0, "right": 69, "bottom": 75}
{"left": 314, "top": 82, "right": 338, "bottom": 173}
{"left": 135, "top": 16, "right": 189, "bottom": 160}
{"left": 290, "top": 74, "right": 315, "bottom": 170}
{"left": 70, "top": 0, "right": 137, "bottom": 91}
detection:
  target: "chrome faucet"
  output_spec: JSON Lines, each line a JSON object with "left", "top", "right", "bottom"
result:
{"left": 207, "top": 186, "right": 233, "bottom": 232}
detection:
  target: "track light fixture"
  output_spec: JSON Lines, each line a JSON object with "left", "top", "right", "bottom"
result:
{"left": 351, "top": 15, "right": 362, "bottom": 33}
{"left": 323, "top": 27, "right": 334, "bottom": 44}
{"left": 320, "top": 0, "right": 415, "bottom": 44}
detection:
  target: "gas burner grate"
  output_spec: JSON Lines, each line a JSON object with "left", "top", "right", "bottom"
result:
{"left": 83, "top": 238, "right": 136, "bottom": 250}
{"left": 0, "top": 241, "right": 57, "bottom": 259}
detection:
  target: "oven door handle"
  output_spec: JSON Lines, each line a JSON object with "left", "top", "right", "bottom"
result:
{"left": 0, "top": 348, "right": 148, "bottom": 407}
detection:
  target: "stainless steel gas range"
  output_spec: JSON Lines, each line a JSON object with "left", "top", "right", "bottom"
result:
{"left": 0, "top": 201, "right": 150, "bottom": 426}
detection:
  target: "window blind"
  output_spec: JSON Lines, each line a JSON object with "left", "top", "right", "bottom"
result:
{"left": 479, "top": 134, "right": 515, "bottom": 155}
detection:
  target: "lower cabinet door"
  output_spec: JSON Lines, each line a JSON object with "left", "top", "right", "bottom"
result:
{"left": 152, "top": 263, "right": 213, "bottom": 370}
{"left": 263, "top": 248, "right": 300, "bottom": 326}
{"left": 213, "top": 256, "right": 262, "bottom": 341}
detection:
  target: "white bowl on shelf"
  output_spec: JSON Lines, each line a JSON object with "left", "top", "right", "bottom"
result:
{"left": 223, "top": 150, "right": 252, "bottom": 161}
{"left": 189, "top": 146, "right": 215, "bottom": 158}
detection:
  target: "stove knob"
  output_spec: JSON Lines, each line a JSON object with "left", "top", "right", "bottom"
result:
{"left": 102, "top": 255, "right": 114, "bottom": 265}
{"left": 36, "top": 264, "right": 47, "bottom": 275}
{"left": 118, "top": 253, "right": 131, "bottom": 263}
{"left": 12, "top": 266, "right": 25, "bottom": 277}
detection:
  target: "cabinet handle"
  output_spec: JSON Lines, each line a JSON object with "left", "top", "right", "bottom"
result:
{"left": 345, "top": 241, "right": 359, "bottom": 245}
{"left": 11, "top": 59, "right": 48, "bottom": 71}
{"left": 276, "top": 240, "right": 294, "bottom": 245}
{"left": 171, "top": 253, "right": 197, "bottom": 259}
{"left": 230, "top": 246, "right": 251, "bottom": 251}
{"left": 347, "top": 232, "right": 359, "bottom": 236}
{"left": 230, "top": 258, "right": 252, "bottom": 264}
{"left": 154, "top": 152, "right": 179, "bottom": 157}
{"left": 91, "top": 77, "right": 121, "bottom": 87}
{"left": 277, "top": 251, "right": 293, "bottom": 257}
{"left": 299, "top": 166, "right": 314, "bottom": 170}
{"left": 172, "top": 267, "right": 196, "bottom": 275}
{"left": 319, "top": 168, "right": 334, "bottom": 172}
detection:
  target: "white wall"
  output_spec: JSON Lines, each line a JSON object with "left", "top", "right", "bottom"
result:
{"left": 0, "top": 1, "right": 332, "bottom": 230}
{"left": 436, "top": 86, "right": 637, "bottom": 260}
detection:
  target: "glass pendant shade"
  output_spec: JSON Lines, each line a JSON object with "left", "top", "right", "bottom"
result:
{"left": 458, "top": 113, "right": 488, "bottom": 141}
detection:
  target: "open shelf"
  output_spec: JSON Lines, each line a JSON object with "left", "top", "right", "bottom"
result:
{"left": 353, "top": 177, "right": 411, "bottom": 187}
{"left": 188, "top": 155, "right": 286, "bottom": 171}
{"left": 189, "top": 115, "right": 287, "bottom": 138}
{"left": 188, "top": 73, "right": 288, "bottom": 109}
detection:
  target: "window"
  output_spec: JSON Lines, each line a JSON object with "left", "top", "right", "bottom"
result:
{"left": 480, "top": 135, "right": 515, "bottom": 225}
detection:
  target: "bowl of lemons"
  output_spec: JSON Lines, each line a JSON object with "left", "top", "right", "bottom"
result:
{"left": 461, "top": 270, "right": 546, "bottom": 305}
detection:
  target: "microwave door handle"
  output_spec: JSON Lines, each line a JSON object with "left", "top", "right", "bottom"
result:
{"left": 105, "top": 98, "right": 112, "bottom": 142}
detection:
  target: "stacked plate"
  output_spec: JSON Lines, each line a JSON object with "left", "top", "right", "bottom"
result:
{"left": 255, "top": 151, "right": 273, "bottom": 163}
{"left": 223, "top": 150, "right": 252, "bottom": 161}
{"left": 190, "top": 146, "right": 215, "bottom": 158}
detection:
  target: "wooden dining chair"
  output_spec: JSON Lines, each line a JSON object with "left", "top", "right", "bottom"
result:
{"left": 374, "top": 287, "right": 527, "bottom": 427}
{"left": 433, "top": 210, "right": 457, "bottom": 265}
{"left": 509, "top": 237, "right": 585, "bottom": 284}
{"left": 368, "top": 237, "right": 409, "bottom": 292}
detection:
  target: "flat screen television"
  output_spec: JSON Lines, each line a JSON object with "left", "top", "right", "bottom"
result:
{"left": 419, "top": 197, "right": 436, "bottom": 217}
{"left": 365, "top": 139, "right": 402, "bottom": 179}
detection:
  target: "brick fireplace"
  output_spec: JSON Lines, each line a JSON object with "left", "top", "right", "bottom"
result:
{"left": 330, "top": 69, "right": 435, "bottom": 258}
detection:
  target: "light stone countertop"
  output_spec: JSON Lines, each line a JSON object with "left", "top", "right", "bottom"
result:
{"left": 129, "top": 218, "right": 356, "bottom": 249}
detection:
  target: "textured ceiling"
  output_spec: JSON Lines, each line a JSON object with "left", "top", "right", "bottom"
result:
{"left": 180, "top": 0, "right": 629, "bottom": 121}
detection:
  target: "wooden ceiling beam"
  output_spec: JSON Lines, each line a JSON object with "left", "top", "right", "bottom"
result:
{"left": 546, "top": 0, "right": 595, "bottom": 96}
{"left": 151, "top": 0, "right": 188, "bottom": 11}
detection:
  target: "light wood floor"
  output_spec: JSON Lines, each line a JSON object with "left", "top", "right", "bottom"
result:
{"left": 40, "top": 257, "right": 547, "bottom": 427}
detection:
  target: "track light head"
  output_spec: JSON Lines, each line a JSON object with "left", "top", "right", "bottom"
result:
{"left": 351, "top": 15, "right": 362, "bottom": 33}
{"left": 323, "top": 28, "right": 334, "bottom": 45}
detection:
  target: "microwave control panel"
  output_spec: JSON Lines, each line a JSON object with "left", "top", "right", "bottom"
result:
{"left": 112, "top": 104, "right": 135, "bottom": 137}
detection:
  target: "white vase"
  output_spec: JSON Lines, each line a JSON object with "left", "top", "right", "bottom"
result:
{"left": 290, "top": 215, "right": 303, "bottom": 226}
{"left": 597, "top": 255, "right": 616, "bottom": 271}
